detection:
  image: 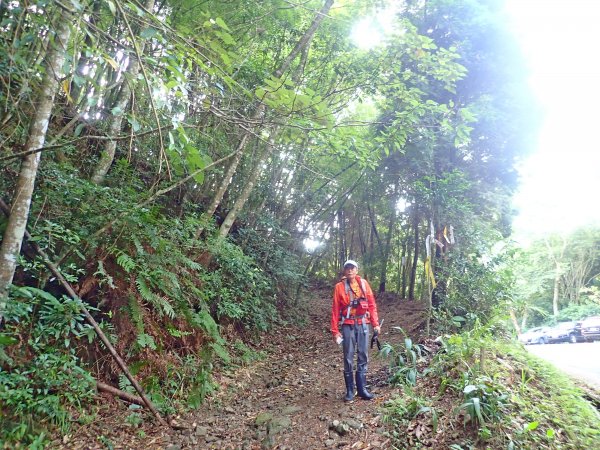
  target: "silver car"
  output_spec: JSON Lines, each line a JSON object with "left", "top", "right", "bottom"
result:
{"left": 518, "top": 326, "right": 551, "bottom": 345}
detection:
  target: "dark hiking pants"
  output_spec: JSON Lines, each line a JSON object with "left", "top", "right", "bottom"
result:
{"left": 341, "top": 322, "right": 369, "bottom": 375}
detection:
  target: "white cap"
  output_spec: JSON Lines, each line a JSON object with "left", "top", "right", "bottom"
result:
{"left": 343, "top": 259, "right": 358, "bottom": 269}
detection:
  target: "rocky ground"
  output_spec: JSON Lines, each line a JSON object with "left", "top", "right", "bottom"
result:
{"left": 54, "top": 290, "right": 429, "bottom": 449}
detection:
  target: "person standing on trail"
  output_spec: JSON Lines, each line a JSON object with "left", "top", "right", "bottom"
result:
{"left": 331, "top": 259, "right": 381, "bottom": 402}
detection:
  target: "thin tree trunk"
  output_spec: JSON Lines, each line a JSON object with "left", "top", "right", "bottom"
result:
{"left": 408, "top": 210, "right": 420, "bottom": 301}
{"left": 338, "top": 209, "right": 346, "bottom": 266}
{"left": 0, "top": 16, "right": 71, "bottom": 314}
{"left": 97, "top": 381, "right": 145, "bottom": 406}
{"left": 196, "top": 0, "right": 334, "bottom": 237}
{"left": 552, "top": 261, "right": 560, "bottom": 317}
{"left": 90, "top": 0, "right": 156, "bottom": 184}
{"left": 378, "top": 209, "right": 397, "bottom": 293}
{"left": 509, "top": 310, "right": 521, "bottom": 335}
{"left": 195, "top": 133, "right": 250, "bottom": 238}
{"left": 218, "top": 145, "right": 267, "bottom": 237}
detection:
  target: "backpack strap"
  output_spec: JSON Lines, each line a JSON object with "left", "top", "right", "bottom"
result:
{"left": 343, "top": 278, "right": 368, "bottom": 319}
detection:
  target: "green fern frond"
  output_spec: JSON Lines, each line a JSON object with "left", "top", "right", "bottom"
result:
{"left": 135, "top": 276, "right": 154, "bottom": 303}
{"left": 159, "top": 270, "right": 180, "bottom": 292}
{"left": 136, "top": 276, "right": 176, "bottom": 318}
{"left": 177, "top": 254, "right": 203, "bottom": 271}
{"left": 157, "top": 295, "right": 176, "bottom": 319}
{"left": 118, "top": 374, "right": 135, "bottom": 394}
{"left": 136, "top": 333, "right": 157, "bottom": 350}
{"left": 209, "top": 342, "right": 230, "bottom": 363}
{"left": 116, "top": 251, "right": 136, "bottom": 273}
{"left": 133, "top": 237, "right": 145, "bottom": 256}
{"left": 127, "top": 295, "right": 145, "bottom": 333}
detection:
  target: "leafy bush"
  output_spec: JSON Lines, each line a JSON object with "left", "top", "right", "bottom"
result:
{"left": 433, "top": 252, "right": 512, "bottom": 332}
{"left": 203, "top": 237, "right": 278, "bottom": 331}
{"left": 554, "top": 302, "right": 600, "bottom": 322}
{"left": 0, "top": 287, "right": 96, "bottom": 446}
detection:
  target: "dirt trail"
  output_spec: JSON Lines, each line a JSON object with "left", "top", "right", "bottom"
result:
{"left": 57, "top": 290, "right": 428, "bottom": 450}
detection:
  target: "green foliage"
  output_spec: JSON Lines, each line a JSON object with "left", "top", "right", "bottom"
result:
{"left": 380, "top": 335, "right": 424, "bottom": 386}
{"left": 384, "top": 326, "right": 600, "bottom": 449}
{"left": 202, "top": 238, "right": 278, "bottom": 331}
{"left": 0, "top": 287, "right": 96, "bottom": 447}
{"left": 383, "top": 394, "right": 439, "bottom": 436}
{"left": 433, "top": 250, "right": 513, "bottom": 332}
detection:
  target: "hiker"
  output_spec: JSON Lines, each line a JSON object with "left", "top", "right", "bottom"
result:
{"left": 331, "top": 259, "right": 381, "bottom": 402}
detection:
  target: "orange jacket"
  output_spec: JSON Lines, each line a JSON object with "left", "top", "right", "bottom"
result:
{"left": 331, "top": 275, "right": 379, "bottom": 336}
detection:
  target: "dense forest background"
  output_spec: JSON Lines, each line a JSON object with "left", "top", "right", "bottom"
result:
{"left": 1, "top": 0, "right": 599, "bottom": 445}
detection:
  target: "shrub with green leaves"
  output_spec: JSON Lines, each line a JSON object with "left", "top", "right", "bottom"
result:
{"left": 0, "top": 287, "right": 96, "bottom": 446}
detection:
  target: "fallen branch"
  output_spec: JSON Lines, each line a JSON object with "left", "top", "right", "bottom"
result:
{"left": 96, "top": 381, "right": 145, "bottom": 406}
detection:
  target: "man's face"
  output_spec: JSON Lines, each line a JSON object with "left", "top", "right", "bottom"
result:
{"left": 344, "top": 265, "right": 358, "bottom": 280}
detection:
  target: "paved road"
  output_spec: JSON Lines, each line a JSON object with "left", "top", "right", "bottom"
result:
{"left": 526, "top": 341, "right": 600, "bottom": 390}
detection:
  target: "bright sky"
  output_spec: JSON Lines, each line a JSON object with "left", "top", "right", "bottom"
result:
{"left": 507, "top": 0, "right": 600, "bottom": 238}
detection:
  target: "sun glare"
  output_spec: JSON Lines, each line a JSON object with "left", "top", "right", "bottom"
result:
{"left": 351, "top": 18, "right": 383, "bottom": 50}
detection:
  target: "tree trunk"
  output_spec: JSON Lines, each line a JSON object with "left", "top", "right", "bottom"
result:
{"left": 0, "top": 16, "right": 71, "bottom": 314}
{"left": 509, "top": 310, "right": 521, "bottom": 335}
{"left": 408, "top": 210, "right": 420, "bottom": 301}
{"left": 338, "top": 209, "right": 346, "bottom": 267}
{"left": 218, "top": 145, "right": 267, "bottom": 238}
{"left": 195, "top": 132, "right": 250, "bottom": 238}
{"left": 552, "top": 261, "right": 560, "bottom": 317}
{"left": 90, "top": 0, "right": 156, "bottom": 184}
{"left": 401, "top": 239, "right": 409, "bottom": 299}
{"left": 378, "top": 209, "right": 397, "bottom": 293}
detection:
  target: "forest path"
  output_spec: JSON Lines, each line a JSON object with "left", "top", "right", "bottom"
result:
{"left": 58, "top": 290, "right": 428, "bottom": 449}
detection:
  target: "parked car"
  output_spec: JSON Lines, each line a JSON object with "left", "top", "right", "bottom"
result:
{"left": 581, "top": 316, "right": 600, "bottom": 341}
{"left": 518, "top": 326, "right": 551, "bottom": 345}
{"left": 546, "top": 321, "right": 584, "bottom": 343}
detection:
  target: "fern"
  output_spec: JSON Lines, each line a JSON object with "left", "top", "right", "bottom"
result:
{"left": 136, "top": 276, "right": 175, "bottom": 319}
{"left": 192, "top": 309, "right": 222, "bottom": 343}
{"left": 94, "top": 260, "right": 116, "bottom": 289}
{"left": 158, "top": 270, "right": 180, "bottom": 293}
{"left": 115, "top": 251, "right": 136, "bottom": 273}
{"left": 132, "top": 236, "right": 146, "bottom": 256}
{"left": 209, "top": 342, "right": 230, "bottom": 364}
{"left": 127, "top": 295, "right": 144, "bottom": 333}
{"left": 166, "top": 325, "right": 191, "bottom": 338}
{"left": 176, "top": 254, "right": 202, "bottom": 271}
{"left": 136, "top": 276, "right": 154, "bottom": 302}
{"left": 136, "top": 333, "right": 157, "bottom": 350}
{"left": 118, "top": 374, "right": 135, "bottom": 395}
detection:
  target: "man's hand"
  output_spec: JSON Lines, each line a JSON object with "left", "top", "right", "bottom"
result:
{"left": 333, "top": 333, "right": 343, "bottom": 344}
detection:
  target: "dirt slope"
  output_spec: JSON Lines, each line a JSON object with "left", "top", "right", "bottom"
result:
{"left": 55, "top": 290, "right": 428, "bottom": 450}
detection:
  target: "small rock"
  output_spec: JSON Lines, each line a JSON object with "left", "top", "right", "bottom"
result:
{"left": 165, "top": 445, "right": 181, "bottom": 450}
{"left": 346, "top": 419, "right": 363, "bottom": 430}
{"left": 329, "top": 420, "right": 350, "bottom": 436}
{"left": 267, "top": 416, "right": 291, "bottom": 435}
{"left": 255, "top": 412, "right": 273, "bottom": 427}
{"left": 325, "top": 439, "right": 336, "bottom": 447}
{"left": 195, "top": 426, "right": 209, "bottom": 437}
{"left": 281, "top": 406, "right": 302, "bottom": 415}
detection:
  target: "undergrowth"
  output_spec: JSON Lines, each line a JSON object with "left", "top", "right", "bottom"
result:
{"left": 0, "top": 160, "right": 305, "bottom": 447}
{"left": 382, "top": 326, "right": 600, "bottom": 449}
